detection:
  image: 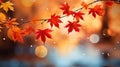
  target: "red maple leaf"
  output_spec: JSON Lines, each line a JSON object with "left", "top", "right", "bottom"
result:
{"left": 13, "top": 31, "right": 24, "bottom": 43}
{"left": 60, "top": 2, "right": 70, "bottom": 11}
{"left": 36, "top": 28, "right": 52, "bottom": 43}
{"left": 60, "top": 3, "right": 74, "bottom": 16}
{"left": 89, "top": 5, "right": 104, "bottom": 18}
{"left": 73, "top": 11, "right": 84, "bottom": 21}
{"left": 65, "top": 21, "right": 81, "bottom": 33}
{"left": 48, "top": 14, "right": 62, "bottom": 28}
{"left": 105, "top": 1, "right": 114, "bottom": 7}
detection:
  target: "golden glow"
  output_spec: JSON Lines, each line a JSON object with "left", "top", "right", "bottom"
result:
{"left": 35, "top": 45, "right": 47, "bottom": 58}
{"left": 21, "top": 0, "right": 34, "bottom": 7}
{"left": 109, "top": 4, "right": 120, "bottom": 34}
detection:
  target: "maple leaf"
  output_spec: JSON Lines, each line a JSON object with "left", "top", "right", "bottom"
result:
{"left": 4, "top": 18, "right": 19, "bottom": 28}
{"left": 73, "top": 11, "right": 84, "bottom": 21}
{"left": 7, "top": 26, "right": 24, "bottom": 43}
{"left": 21, "top": 26, "right": 35, "bottom": 36}
{"left": 0, "top": 1, "right": 14, "bottom": 12}
{"left": 48, "top": 14, "right": 62, "bottom": 28}
{"left": 60, "top": 2, "right": 69, "bottom": 11}
{"left": 105, "top": 1, "right": 114, "bottom": 7}
{"left": 36, "top": 28, "right": 52, "bottom": 43}
{"left": 65, "top": 21, "right": 81, "bottom": 33}
{"left": 60, "top": 3, "right": 74, "bottom": 16}
{"left": 0, "top": 12, "right": 6, "bottom": 24}
{"left": 89, "top": 5, "right": 104, "bottom": 18}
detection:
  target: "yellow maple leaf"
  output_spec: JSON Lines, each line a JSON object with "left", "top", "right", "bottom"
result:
{"left": 0, "top": 1, "right": 14, "bottom": 12}
{"left": 0, "top": 12, "right": 6, "bottom": 24}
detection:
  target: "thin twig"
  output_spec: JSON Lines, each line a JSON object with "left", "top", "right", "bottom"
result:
{"left": 36, "top": 0, "right": 101, "bottom": 22}
{"left": 0, "top": 0, "right": 113, "bottom": 24}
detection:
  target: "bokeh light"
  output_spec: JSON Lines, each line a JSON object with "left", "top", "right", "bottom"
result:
{"left": 35, "top": 45, "right": 47, "bottom": 58}
{"left": 89, "top": 34, "right": 100, "bottom": 43}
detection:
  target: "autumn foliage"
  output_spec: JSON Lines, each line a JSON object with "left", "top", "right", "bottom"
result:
{"left": 89, "top": 5, "right": 104, "bottom": 18}
{"left": 48, "top": 14, "right": 62, "bottom": 28}
{"left": 36, "top": 29, "right": 52, "bottom": 43}
{"left": 0, "top": 0, "right": 114, "bottom": 43}
{"left": 60, "top": 3, "right": 74, "bottom": 16}
{"left": 7, "top": 26, "right": 24, "bottom": 43}
{"left": 65, "top": 21, "right": 81, "bottom": 33}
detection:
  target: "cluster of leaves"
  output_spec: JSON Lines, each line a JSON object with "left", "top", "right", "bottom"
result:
{"left": 0, "top": 0, "right": 114, "bottom": 43}
{"left": 3, "top": 18, "right": 35, "bottom": 43}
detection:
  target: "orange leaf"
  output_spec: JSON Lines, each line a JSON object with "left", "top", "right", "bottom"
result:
{"left": 4, "top": 18, "right": 19, "bottom": 28}
{"left": 7, "top": 26, "right": 24, "bottom": 43}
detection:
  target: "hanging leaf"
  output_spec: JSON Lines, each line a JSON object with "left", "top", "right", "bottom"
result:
{"left": 4, "top": 18, "right": 19, "bottom": 28}
{"left": 36, "top": 28, "right": 52, "bottom": 43}
{"left": 89, "top": 5, "right": 104, "bottom": 18}
{"left": 0, "top": 1, "right": 14, "bottom": 12}
{"left": 73, "top": 11, "right": 84, "bottom": 21}
{"left": 65, "top": 21, "right": 81, "bottom": 33}
{"left": 60, "top": 2, "right": 74, "bottom": 16}
{"left": 7, "top": 26, "right": 24, "bottom": 43}
{"left": 48, "top": 14, "right": 62, "bottom": 28}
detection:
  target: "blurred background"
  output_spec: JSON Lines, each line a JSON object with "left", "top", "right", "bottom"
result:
{"left": 0, "top": 0, "right": 120, "bottom": 67}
